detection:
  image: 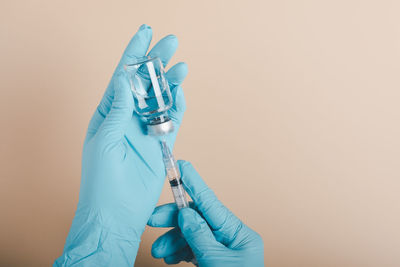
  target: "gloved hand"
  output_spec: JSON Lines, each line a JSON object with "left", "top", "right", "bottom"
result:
{"left": 54, "top": 24, "right": 188, "bottom": 266}
{"left": 148, "top": 160, "right": 264, "bottom": 266}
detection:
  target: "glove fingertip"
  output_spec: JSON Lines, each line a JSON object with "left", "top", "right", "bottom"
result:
{"left": 169, "top": 62, "right": 188, "bottom": 81}
{"left": 139, "top": 24, "right": 152, "bottom": 31}
{"left": 177, "top": 159, "right": 188, "bottom": 166}
{"left": 148, "top": 203, "right": 179, "bottom": 227}
{"left": 177, "top": 160, "right": 193, "bottom": 171}
{"left": 147, "top": 215, "right": 156, "bottom": 227}
{"left": 151, "top": 242, "right": 163, "bottom": 258}
{"left": 178, "top": 208, "right": 201, "bottom": 233}
{"left": 178, "top": 161, "right": 204, "bottom": 191}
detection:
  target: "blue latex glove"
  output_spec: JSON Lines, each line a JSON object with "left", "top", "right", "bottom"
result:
{"left": 148, "top": 160, "right": 264, "bottom": 266}
{"left": 54, "top": 24, "right": 188, "bottom": 266}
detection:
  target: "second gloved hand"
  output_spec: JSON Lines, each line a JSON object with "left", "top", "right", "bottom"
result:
{"left": 148, "top": 161, "right": 264, "bottom": 266}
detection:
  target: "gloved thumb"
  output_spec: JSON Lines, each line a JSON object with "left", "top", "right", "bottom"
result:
{"left": 97, "top": 72, "right": 133, "bottom": 143}
{"left": 178, "top": 208, "right": 225, "bottom": 256}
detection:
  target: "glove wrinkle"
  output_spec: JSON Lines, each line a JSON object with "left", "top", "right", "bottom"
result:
{"left": 123, "top": 135, "right": 156, "bottom": 176}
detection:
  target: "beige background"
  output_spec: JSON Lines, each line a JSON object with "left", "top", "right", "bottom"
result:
{"left": 1, "top": 0, "right": 400, "bottom": 266}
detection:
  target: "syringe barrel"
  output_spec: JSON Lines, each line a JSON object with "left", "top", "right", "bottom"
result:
{"left": 169, "top": 178, "right": 189, "bottom": 209}
{"left": 161, "top": 140, "right": 189, "bottom": 209}
{"left": 161, "top": 141, "right": 178, "bottom": 170}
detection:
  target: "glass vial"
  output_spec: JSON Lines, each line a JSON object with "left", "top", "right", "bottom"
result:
{"left": 124, "top": 56, "right": 174, "bottom": 136}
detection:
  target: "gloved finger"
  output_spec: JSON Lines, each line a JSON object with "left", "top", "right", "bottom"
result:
{"left": 96, "top": 72, "right": 133, "bottom": 143}
{"left": 86, "top": 25, "right": 152, "bottom": 140}
{"left": 178, "top": 208, "right": 226, "bottom": 256}
{"left": 166, "top": 62, "right": 188, "bottom": 126}
{"left": 163, "top": 246, "right": 194, "bottom": 265}
{"left": 151, "top": 227, "right": 188, "bottom": 259}
{"left": 148, "top": 202, "right": 195, "bottom": 227}
{"left": 166, "top": 62, "right": 188, "bottom": 87}
{"left": 148, "top": 203, "right": 178, "bottom": 227}
{"left": 178, "top": 160, "right": 244, "bottom": 246}
{"left": 169, "top": 86, "right": 186, "bottom": 128}
{"left": 147, "top": 34, "right": 178, "bottom": 67}
{"left": 118, "top": 24, "right": 153, "bottom": 68}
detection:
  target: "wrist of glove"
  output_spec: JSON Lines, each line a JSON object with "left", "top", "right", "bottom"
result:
{"left": 54, "top": 206, "right": 140, "bottom": 267}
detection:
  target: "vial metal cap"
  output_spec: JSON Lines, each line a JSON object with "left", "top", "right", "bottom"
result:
{"left": 147, "top": 119, "right": 174, "bottom": 136}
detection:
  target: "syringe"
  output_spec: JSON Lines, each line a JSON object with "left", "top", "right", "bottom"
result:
{"left": 160, "top": 140, "right": 189, "bottom": 209}
{"left": 160, "top": 141, "right": 198, "bottom": 265}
